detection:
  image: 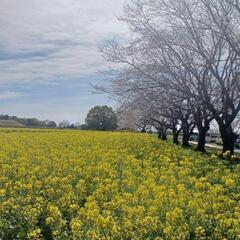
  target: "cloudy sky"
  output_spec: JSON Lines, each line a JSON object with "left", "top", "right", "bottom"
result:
{"left": 0, "top": 0, "right": 128, "bottom": 123}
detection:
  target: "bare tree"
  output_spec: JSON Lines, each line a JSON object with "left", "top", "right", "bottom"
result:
{"left": 97, "top": 0, "right": 240, "bottom": 154}
{"left": 119, "top": 0, "right": 240, "bottom": 153}
{"left": 161, "top": 0, "right": 240, "bottom": 154}
{"left": 117, "top": 95, "right": 152, "bottom": 132}
{"left": 200, "top": 0, "right": 240, "bottom": 57}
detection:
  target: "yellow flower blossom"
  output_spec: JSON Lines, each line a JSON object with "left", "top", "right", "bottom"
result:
{"left": 27, "top": 228, "right": 41, "bottom": 239}
{"left": 0, "top": 129, "right": 239, "bottom": 239}
{"left": 225, "top": 179, "right": 235, "bottom": 187}
{"left": 0, "top": 189, "right": 6, "bottom": 197}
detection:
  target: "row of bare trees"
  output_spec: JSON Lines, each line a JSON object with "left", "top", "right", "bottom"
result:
{"left": 97, "top": 0, "right": 240, "bottom": 154}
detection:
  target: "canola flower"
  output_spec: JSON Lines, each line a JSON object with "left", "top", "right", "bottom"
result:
{"left": 0, "top": 128, "right": 240, "bottom": 239}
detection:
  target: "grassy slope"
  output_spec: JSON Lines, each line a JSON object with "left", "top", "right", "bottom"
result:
{"left": 0, "top": 120, "right": 25, "bottom": 128}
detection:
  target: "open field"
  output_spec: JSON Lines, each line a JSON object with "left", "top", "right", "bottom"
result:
{"left": 1, "top": 129, "right": 240, "bottom": 239}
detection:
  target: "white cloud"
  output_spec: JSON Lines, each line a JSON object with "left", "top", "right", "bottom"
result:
{"left": 0, "top": 0, "right": 129, "bottom": 84}
{"left": 0, "top": 91, "right": 24, "bottom": 100}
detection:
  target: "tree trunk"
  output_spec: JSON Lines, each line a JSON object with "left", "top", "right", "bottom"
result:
{"left": 172, "top": 129, "right": 180, "bottom": 145}
{"left": 196, "top": 125, "right": 210, "bottom": 152}
{"left": 141, "top": 126, "right": 146, "bottom": 133}
{"left": 219, "top": 125, "right": 238, "bottom": 155}
{"left": 158, "top": 127, "right": 167, "bottom": 140}
{"left": 162, "top": 129, "right": 167, "bottom": 140}
{"left": 182, "top": 127, "right": 190, "bottom": 147}
{"left": 158, "top": 128, "right": 162, "bottom": 139}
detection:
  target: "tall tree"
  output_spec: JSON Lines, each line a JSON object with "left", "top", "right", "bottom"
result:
{"left": 85, "top": 105, "right": 118, "bottom": 131}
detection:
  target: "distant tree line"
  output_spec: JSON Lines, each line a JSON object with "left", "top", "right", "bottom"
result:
{"left": 0, "top": 106, "right": 118, "bottom": 131}
{"left": 58, "top": 120, "right": 80, "bottom": 129}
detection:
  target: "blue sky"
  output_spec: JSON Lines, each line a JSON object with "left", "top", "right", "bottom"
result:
{"left": 0, "top": 0, "right": 128, "bottom": 123}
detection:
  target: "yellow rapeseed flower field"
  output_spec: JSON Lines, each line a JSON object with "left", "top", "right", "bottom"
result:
{"left": 0, "top": 129, "right": 240, "bottom": 239}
